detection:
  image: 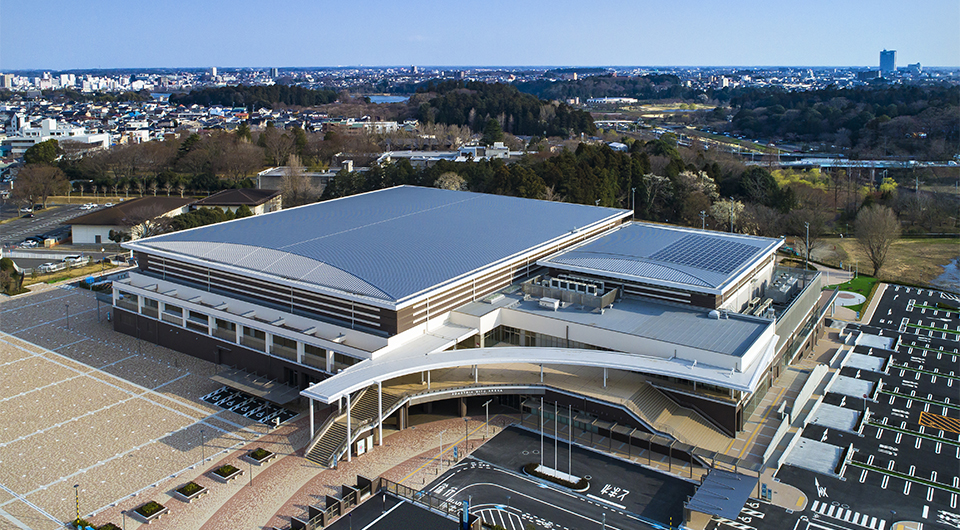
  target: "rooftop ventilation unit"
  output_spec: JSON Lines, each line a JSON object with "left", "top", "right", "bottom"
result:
{"left": 539, "top": 297, "right": 560, "bottom": 311}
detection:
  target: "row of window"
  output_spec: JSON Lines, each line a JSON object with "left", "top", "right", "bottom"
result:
{"left": 115, "top": 290, "right": 361, "bottom": 373}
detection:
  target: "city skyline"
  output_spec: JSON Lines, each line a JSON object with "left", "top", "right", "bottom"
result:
{"left": 2, "top": 0, "right": 958, "bottom": 70}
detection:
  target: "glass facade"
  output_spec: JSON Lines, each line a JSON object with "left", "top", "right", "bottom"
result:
{"left": 303, "top": 344, "right": 326, "bottom": 370}
{"left": 241, "top": 326, "right": 266, "bottom": 352}
{"left": 213, "top": 318, "right": 236, "bottom": 342}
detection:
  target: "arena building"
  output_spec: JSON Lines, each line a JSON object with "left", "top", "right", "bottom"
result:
{"left": 114, "top": 186, "right": 825, "bottom": 466}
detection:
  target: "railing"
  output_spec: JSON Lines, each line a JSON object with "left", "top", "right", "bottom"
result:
{"left": 381, "top": 478, "right": 462, "bottom": 519}
{"left": 272, "top": 343, "right": 298, "bottom": 362}
{"left": 212, "top": 328, "right": 236, "bottom": 342}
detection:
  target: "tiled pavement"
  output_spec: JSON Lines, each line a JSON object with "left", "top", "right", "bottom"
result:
{"left": 0, "top": 280, "right": 857, "bottom": 529}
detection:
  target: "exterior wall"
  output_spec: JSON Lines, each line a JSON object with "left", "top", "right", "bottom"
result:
{"left": 719, "top": 255, "right": 776, "bottom": 312}
{"left": 112, "top": 307, "right": 330, "bottom": 388}
{"left": 658, "top": 387, "right": 739, "bottom": 435}
{"left": 72, "top": 224, "right": 118, "bottom": 244}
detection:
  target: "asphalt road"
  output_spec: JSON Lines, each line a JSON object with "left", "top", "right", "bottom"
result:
{"left": 323, "top": 492, "right": 457, "bottom": 530}
{"left": 425, "top": 426, "right": 696, "bottom": 529}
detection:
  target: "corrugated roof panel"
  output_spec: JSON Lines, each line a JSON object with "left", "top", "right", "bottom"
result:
{"left": 135, "top": 187, "right": 629, "bottom": 303}
{"left": 541, "top": 222, "right": 781, "bottom": 291}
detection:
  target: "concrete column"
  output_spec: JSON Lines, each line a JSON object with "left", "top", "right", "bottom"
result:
{"left": 377, "top": 380, "right": 383, "bottom": 446}
{"left": 459, "top": 397, "right": 467, "bottom": 417}
{"left": 540, "top": 364, "right": 543, "bottom": 383}
{"left": 346, "top": 392, "right": 352, "bottom": 462}
{"left": 474, "top": 365, "right": 478, "bottom": 383}
{"left": 309, "top": 398, "right": 314, "bottom": 438}
{"left": 266, "top": 333, "right": 273, "bottom": 355}
{"left": 427, "top": 370, "right": 431, "bottom": 390}
{"left": 326, "top": 350, "right": 334, "bottom": 373}
{"left": 603, "top": 367, "right": 607, "bottom": 388}
{"left": 296, "top": 341, "right": 304, "bottom": 364}
{"left": 235, "top": 324, "right": 243, "bottom": 345}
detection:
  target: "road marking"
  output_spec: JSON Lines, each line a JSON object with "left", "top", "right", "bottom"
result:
{"left": 586, "top": 493, "right": 626, "bottom": 510}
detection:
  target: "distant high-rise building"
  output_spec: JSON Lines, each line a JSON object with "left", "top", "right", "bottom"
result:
{"left": 411, "top": 66, "right": 418, "bottom": 74}
{"left": 880, "top": 50, "right": 896, "bottom": 75}
{"left": 270, "top": 67, "right": 279, "bottom": 78}
{"left": 0, "top": 74, "right": 13, "bottom": 89}
{"left": 210, "top": 67, "right": 218, "bottom": 77}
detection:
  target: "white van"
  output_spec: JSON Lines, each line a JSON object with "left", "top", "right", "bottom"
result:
{"left": 63, "top": 255, "right": 87, "bottom": 267}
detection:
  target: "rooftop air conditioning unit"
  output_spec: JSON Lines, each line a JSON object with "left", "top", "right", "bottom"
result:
{"left": 539, "top": 297, "right": 560, "bottom": 311}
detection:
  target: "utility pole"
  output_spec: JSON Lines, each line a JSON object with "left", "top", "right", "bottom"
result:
{"left": 482, "top": 399, "right": 492, "bottom": 439}
{"left": 700, "top": 210, "right": 707, "bottom": 230}
{"left": 729, "top": 197, "right": 735, "bottom": 233}
{"left": 630, "top": 187, "right": 636, "bottom": 219}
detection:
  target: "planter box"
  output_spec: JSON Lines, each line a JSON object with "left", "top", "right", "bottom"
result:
{"left": 173, "top": 481, "right": 208, "bottom": 503}
{"left": 132, "top": 501, "right": 169, "bottom": 524}
{"left": 210, "top": 464, "right": 243, "bottom": 483}
{"left": 243, "top": 448, "right": 277, "bottom": 466}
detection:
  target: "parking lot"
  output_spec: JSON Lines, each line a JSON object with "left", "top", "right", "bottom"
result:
{"left": 746, "top": 284, "right": 960, "bottom": 530}
{"left": 422, "top": 426, "right": 694, "bottom": 530}
{"left": 0, "top": 285, "right": 278, "bottom": 529}
{"left": 0, "top": 203, "right": 91, "bottom": 247}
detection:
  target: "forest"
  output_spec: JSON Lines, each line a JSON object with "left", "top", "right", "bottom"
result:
{"left": 169, "top": 85, "right": 339, "bottom": 110}
{"left": 413, "top": 80, "right": 596, "bottom": 137}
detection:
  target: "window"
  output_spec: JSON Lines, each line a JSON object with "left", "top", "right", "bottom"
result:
{"left": 186, "top": 311, "right": 208, "bottom": 333}
{"left": 161, "top": 303, "right": 183, "bottom": 325}
{"left": 332, "top": 352, "right": 360, "bottom": 373}
{"left": 241, "top": 327, "right": 266, "bottom": 352}
{"left": 302, "top": 344, "right": 326, "bottom": 370}
{"left": 116, "top": 292, "right": 138, "bottom": 313}
{"left": 141, "top": 298, "right": 159, "bottom": 318}
{"left": 272, "top": 335, "right": 297, "bottom": 361}
{"left": 213, "top": 318, "right": 236, "bottom": 342}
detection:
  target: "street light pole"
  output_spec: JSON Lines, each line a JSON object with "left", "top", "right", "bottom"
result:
{"left": 463, "top": 417, "right": 469, "bottom": 460}
{"left": 65, "top": 303, "right": 70, "bottom": 330}
{"left": 804, "top": 221, "right": 810, "bottom": 275}
{"left": 729, "top": 197, "right": 735, "bottom": 233}
{"left": 100, "top": 247, "right": 105, "bottom": 278}
{"left": 700, "top": 210, "right": 707, "bottom": 230}
{"left": 482, "top": 399, "right": 492, "bottom": 439}
{"left": 630, "top": 187, "right": 636, "bottom": 219}
{"left": 438, "top": 430, "right": 446, "bottom": 471}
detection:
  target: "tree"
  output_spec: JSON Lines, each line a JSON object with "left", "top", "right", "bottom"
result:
{"left": 279, "top": 154, "right": 317, "bottom": 207}
{"left": 235, "top": 204, "right": 253, "bottom": 218}
{"left": 711, "top": 198, "right": 745, "bottom": 232}
{"left": 482, "top": 119, "right": 504, "bottom": 145}
{"left": 855, "top": 205, "right": 901, "bottom": 276}
{"left": 23, "top": 139, "right": 60, "bottom": 165}
{"left": 119, "top": 203, "right": 174, "bottom": 240}
{"left": 235, "top": 123, "right": 252, "bottom": 142}
{"left": 435, "top": 172, "right": 467, "bottom": 191}
{"left": 12, "top": 164, "right": 69, "bottom": 209}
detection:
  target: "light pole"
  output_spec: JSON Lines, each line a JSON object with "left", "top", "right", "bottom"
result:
{"left": 74, "top": 484, "right": 80, "bottom": 526}
{"left": 100, "top": 247, "right": 105, "bottom": 278}
{"left": 463, "top": 417, "right": 469, "bottom": 460}
{"left": 438, "top": 430, "right": 446, "bottom": 471}
{"left": 482, "top": 399, "right": 492, "bottom": 439}
{"left": 200, "top": 429, "right": 205, "bottom": 463}
{"left": 804, "top": 221, "right": 810, "bottom": 275}
{"left": 65, "top": 303, "right": 70, "bottom": 330}
{"left": 248, "top": 458, "right": 253, "bottom": 486}
{"left": 729, "top": 197, "right": 735, "bottom": 233}
{"left": 700, "top": 210, "right": 707, "bottom": 230}
{"left": 630, "top": 187, "right": 636, "bottom": 218}
{"left": 594, "top": 199, "right": 600, "bottom": 207}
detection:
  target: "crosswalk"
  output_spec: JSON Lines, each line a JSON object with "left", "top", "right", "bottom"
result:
{"left": 811, "top": 500, "right": 886, "bottom": 529}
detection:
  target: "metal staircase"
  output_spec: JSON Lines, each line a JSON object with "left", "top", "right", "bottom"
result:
{"left": 625, "top": 383, "right": 731, "bottom": 452}
{"left": 304, "top": 386, "right": 402, "bottom": 467}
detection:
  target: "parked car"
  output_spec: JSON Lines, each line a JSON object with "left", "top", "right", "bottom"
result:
{"left": 103, "top": 202, "right": 115, "bottom": 207}
{"left": 37, "top": 262, "right": 67, "bottom": 274}
{"left": 19, "top": 206, "right": 33, "bottom": 214}
{"left": 63, "top": 255, "right": 86, "bottom": 267}
{"left": 19, "top": 240, "right": 38, "bottom": 248}
{"left": 21, "top": 213, "right": 34, "bottom": 218}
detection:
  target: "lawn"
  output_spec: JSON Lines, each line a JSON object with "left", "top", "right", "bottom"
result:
{"left": 826, "top": 275, "right": 879, "bottom": 313}
{"left": 815, "top": 237, "right": 959, "bottom": 289}
{"left": 22, "top": 262, "right": 119, "bottom": 287}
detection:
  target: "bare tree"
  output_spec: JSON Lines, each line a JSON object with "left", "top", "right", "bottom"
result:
{"left": 12, "top": 165, "right": 69, "bottom": 209}
{"left": 540, "top": 185, "right": 565, "bottom": 203}
{"left": 218, "top": 141, "right": 265, "bottom": 182}
{"left": 120, "top": 203, "right": 174, "bottom": 240}
{"left": 262, "top": 127, "right": 295, "bottom": 167}
{"left": 148, "top": 181, "right": 158, "bottom": 196}
{"left": 279, "top": 154, "right": 317, "bottom": 207}
{"left": 163, "top": 181, "right": 173, "bottom": 196}
{"left": 855, "top": 205, "right": 901, "bottom": 276}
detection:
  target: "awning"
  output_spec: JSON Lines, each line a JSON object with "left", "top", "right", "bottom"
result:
{"left": 685, "top": 468, "right": 757, "bottom": 520}
{"left": 211, "top": 367, "right": 301, "bottom": 404}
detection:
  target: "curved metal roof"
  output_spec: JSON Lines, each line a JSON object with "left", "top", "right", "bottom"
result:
{"left": 540, "top": 222, "right": 782, "bottom": 293}
{"left": 128, "top": 186, "right": 630, "bottom": 305}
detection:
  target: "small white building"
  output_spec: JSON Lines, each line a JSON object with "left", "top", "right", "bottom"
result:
{"left": 4, "top": 117, "right": 110, "bottom": 156}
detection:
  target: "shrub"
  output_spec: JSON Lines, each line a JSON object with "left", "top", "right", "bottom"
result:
{"left": 249, "top": 447, "right": 271, "bottom": 461}
{"left": 176, "top": 481, "right": 203, "bottom": 496}
{"left": 214, "top": 464, "right": 239, "bottom": 478}
{"left": 135, "top": 501, "right": 165, "bottom": 518}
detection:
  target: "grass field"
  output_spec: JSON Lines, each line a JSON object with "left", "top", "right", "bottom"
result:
{"left": 812, "top": 237, "right": 958, "bottom": 289}
{"left": 826, "top": 275, "right": 879, "bottom": 313}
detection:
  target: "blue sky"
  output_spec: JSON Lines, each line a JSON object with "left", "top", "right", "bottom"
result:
{"left": 2, "top": 0, "right": 958, "bottom": 70}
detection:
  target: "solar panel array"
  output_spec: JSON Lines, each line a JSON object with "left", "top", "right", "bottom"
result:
{"left": 649, "top": 234, "right": 760, "bottom": 275}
